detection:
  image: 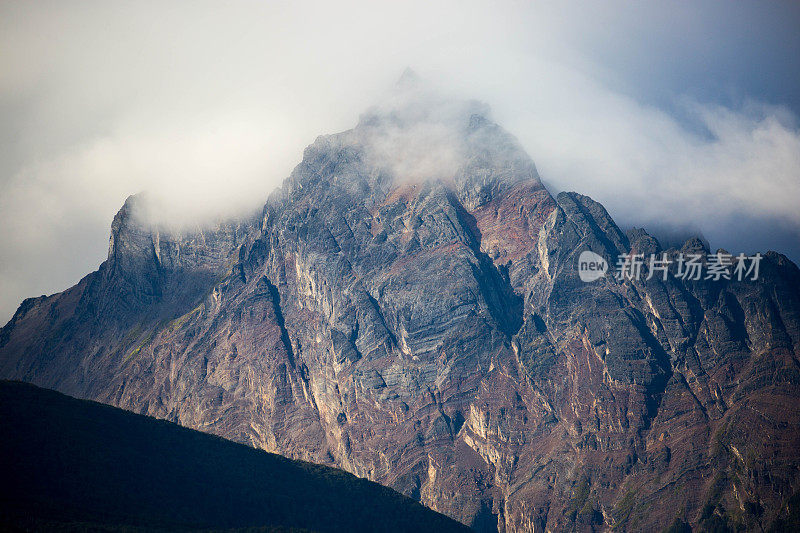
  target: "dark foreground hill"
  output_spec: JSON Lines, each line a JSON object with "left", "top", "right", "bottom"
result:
{"left": 0, "top": 380, "right": 468, "bottom": 532}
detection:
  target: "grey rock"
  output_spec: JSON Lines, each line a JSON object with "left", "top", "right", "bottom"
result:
{"left": 2, "top": 92, "right": 800, "bottom": 532}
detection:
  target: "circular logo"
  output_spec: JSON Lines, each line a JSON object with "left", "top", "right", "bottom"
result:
{"left": 578, "top": 251, "right": 607, "bottom": 282}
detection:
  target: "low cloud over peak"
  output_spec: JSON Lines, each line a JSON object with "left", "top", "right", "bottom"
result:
{"left": 1, "top": 1, "right": 798, "bottom": 323}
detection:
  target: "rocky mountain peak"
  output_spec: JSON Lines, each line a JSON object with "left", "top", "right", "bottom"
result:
{"left": 279, "top": 86, "right": 542, "bottom": 222}
{"left": 107, "top": 192, "right": 156, "bottom": 269}
{"left": 395, "top": 67, "right": 421, "bottom": 91}
{"left": 2, "top": 91, "right": 800, "bottom": 532}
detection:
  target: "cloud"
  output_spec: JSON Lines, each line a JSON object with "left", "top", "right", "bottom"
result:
{"left": 354, "top": 83, "right": 492, "bottom": 183}
{"left": 1, "top": 0, "right": 799, "bottom": 323}
{"left": 488, "top": 69, "right": 800, "bottom": 256}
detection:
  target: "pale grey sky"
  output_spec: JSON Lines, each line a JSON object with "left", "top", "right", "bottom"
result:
{"left": 1, "top": 0, "right": 799, "bottom": 323}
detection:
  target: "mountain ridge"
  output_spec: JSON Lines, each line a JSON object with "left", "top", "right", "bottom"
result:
{"left": 2, "top": 92, "right": 800, "bottom": 531}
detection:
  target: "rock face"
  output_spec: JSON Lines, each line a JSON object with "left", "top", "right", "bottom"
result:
{"left": 2, "top": 89, "right": 800, "bottom": 532}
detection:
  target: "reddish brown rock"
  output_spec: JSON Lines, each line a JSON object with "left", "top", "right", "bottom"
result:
{"left": 2, "top": 94, "right": 799, "bottom": 532}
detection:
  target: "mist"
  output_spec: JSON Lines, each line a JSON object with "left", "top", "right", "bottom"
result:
{"left": 1, "top": 0, "right": 799, "bottom": 323}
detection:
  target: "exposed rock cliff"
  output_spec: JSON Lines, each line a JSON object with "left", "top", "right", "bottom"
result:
{"left": 2, "top": 90, "right": 799, "bottom": 532}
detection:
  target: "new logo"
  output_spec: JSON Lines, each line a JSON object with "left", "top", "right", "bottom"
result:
{"left": 578, "top": 251, "right": 607, "bottom": 282}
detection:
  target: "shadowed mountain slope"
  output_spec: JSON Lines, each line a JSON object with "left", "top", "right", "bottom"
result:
{"left": 0, "top": 380, "right": 468, "bottom": 532}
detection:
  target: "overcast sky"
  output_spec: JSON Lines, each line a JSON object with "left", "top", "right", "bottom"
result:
{"left": 1, "top": 0, "right": 799, "bottom": 324}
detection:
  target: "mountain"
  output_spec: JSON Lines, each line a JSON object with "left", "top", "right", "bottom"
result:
{"left": 0, "top": 379, "right": 468, "bottom": 532}
{"left": 2, "top": 86, "right": 800, "bottom": 531}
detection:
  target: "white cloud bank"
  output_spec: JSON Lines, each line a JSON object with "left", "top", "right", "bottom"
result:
{"left": 1, "top": 0, "right": 798, "bottom": 323}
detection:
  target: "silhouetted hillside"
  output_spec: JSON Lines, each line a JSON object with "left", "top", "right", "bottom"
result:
{"left": 0, "top": 380, "right": 468, "bottom": 532}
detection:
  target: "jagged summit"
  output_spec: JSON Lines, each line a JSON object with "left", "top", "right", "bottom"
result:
{"left": 395, "top": 67, "right": 421, "bottom": 91}
{"left": 289, "top": 85, "right": 542, "bottom": 221}
{"left": 361, "top": 70, "right": 489, "bottom": 131}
